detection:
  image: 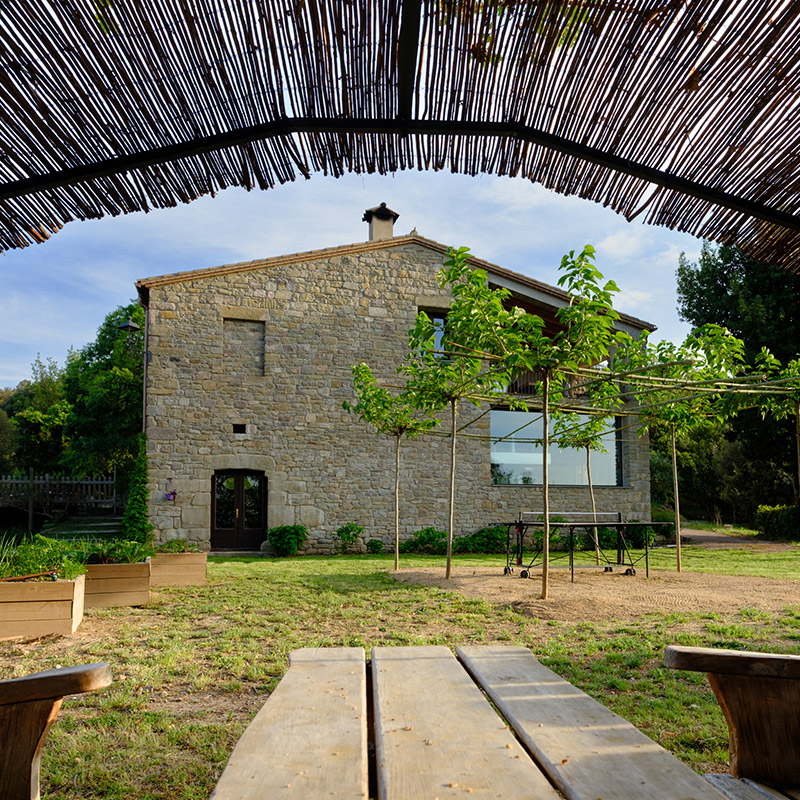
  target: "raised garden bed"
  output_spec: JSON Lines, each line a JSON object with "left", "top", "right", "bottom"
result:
{"left": 0, "top": 574, "right": 85, "bottom": 640}
{"left": 150, "top": 553, "right": 207, "bottom": 587}
{"left": 84, "top": 561, "right": 151, "bottom": 608}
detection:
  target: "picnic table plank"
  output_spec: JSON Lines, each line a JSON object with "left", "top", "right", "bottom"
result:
{"left": 211, "top": 647, "right": 367, "bottom": 800}
{"left": 665, "top": 646, "right": 800, "bottom": 786}
{"left": 458, "top": 645, "right": 727, "bottom": 800}
{"left": 664, "top": 646, "right": 800, "bottom": 679}
{"left": 372, "top": 645, "right": 559, "bottom": 800}
{"left": 705, "top": 774, "right": 788, "bottom": 800}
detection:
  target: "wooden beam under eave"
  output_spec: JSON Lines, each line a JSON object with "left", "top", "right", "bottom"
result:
{"left": 396, "top": 0, "right": 422, "bottom": 120}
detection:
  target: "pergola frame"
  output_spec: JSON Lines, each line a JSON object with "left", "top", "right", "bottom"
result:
{"left": 1, "top": 1, "right": 799, "bottom": 267}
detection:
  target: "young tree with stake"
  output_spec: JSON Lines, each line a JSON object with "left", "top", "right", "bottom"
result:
{"left": 343, "top": 363, "right": 436, "bottom": 569}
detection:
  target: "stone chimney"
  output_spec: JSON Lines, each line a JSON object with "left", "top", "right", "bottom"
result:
{"left": 362, "top": 202, "right": 399, "bottom": 241}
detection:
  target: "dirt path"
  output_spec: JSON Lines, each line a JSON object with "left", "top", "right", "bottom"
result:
{"left": 679, "top": 527, "right": 793, "bottom": 550}
{"left": 393, "top": 531, "right": 800, "bottom": 623}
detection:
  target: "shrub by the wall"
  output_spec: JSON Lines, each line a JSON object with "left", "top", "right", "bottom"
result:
{"left": 366, "top": 538, "right": 383, "bottom": 554}
{"left": 755, "top": 504, "right": 800, "bottom": 540}
{"left": 122, "top": 434, "right": 154, "bottom": 544}
{"left": 650, "top": 507, "right": 676, "bottom": 541}
{"left": 399, "top": 525, "right": 509, "bottom": 555}
{"left": 333, "top": 523, "right": 365, "bottom": 554}
{"left": 453, "top": 525, "right": 507, "bottom": 554}
{"left": 399, "top": 527, "right": 447, "bottom": 555}
{"left": 267, "top": 524, "right": 308, "bottom": 556}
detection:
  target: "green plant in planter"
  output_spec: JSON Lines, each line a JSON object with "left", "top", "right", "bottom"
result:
{"left": 266, "top": 524, "right": 308, "bottom": 557}
{"left": 0, "top": 534, "right": 17, "bottom": 576}
{"left": 333, "top": 523, "right": 365, "bottom": 554}
{"left": 2, "top": 535, "right": 84, "bottom": 580}
{"left": 155, "top": 538, "right": 201, "bottom": 553}
{"left": 366, "top": 538, "right": 383, "bottom": 554}
{"left": 81, "top": 539, "right": 154, "bottom": 564}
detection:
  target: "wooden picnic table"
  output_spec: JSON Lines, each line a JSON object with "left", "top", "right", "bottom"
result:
{"left": 211, "top": 645, "right": 728, "bottom": 800}
{"left": 0, "top": 662, "right": 112, "bottom": 800}
{"left": 666, "top": 645, "right": 800, "bottom": 800}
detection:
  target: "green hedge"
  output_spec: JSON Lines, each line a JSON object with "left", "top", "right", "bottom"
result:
{"left": 397, "top": 522, "right": 659, "bottom": 555}
{"left": 398, "top": 525, "right": 508, "bottom": 555}
{"left": 755, "top": 504, "right": 800, "bottom": 540}
{"left": 122, "top": 434, "right": 154, "bottom": 544}
{"left": 399, "top": 527, "right": 446, "bottom": 554}
{"left": 267, "top": 524, "right": 308, "bottom": 556}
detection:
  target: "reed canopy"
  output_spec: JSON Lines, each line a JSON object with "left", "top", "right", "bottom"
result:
{"left": 1, "top": 1, "right": 799, "bottom": 268}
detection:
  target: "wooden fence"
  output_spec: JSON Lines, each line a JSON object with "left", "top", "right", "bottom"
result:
{"left": 0, "top": 471, "right": 119, "bottom": 519}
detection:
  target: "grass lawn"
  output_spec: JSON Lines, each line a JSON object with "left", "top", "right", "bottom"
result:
{"left": 2, "top": 548, "right": 799, "bottom": 799}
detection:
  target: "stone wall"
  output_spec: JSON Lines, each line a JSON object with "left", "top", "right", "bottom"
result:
{"left": 144, "top": 241, "right": 651, "bottom": 552}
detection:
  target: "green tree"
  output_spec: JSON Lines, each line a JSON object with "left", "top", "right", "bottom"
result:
{"left": 510, "top": 246, "right": 622, "bottom": 598}
{"left": 750, "top": 355, "right": 800, "bottom": 509}
{"left": 676, "top": 243, "right": 800, "bottom": 519}
{"left": 0, "top": 409, "right": 14, "bottom": 473}
{"left": 552, "top": 375, "right": 622, "bottom": 563}
{"left": 402, "top": 247, "right": 524, "bottom": 580}
{"left": 677, "top": 243, "right": 800, "bottom": 364}
{"left": 4, "top": 357, "right": 69, "bottom": 473}
{"left": 61, "top": 302, "right": 144, "bottom": 479}
{"left": 616, "top": 325, "right": 746, "bottom": 570}
{"left": 344, "top": 363, "right": 437, "bottom": 569}
{"left": 403, "top": 244, "right": 623, "bottom": 598}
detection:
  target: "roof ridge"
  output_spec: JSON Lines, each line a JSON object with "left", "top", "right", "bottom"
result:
{"left": 136, "top": 234, "right": 654, "bottom": 331}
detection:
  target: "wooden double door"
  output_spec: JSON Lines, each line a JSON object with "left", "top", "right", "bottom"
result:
{"left": 211, "top": 470, "right": 267, "bottom": 550}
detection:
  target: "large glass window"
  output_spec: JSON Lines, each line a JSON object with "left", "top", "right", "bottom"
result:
{"left": 490, "top": 410, "right": 621, "bottom": 486}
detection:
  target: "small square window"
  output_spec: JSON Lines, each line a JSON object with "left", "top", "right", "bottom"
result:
{"left": 232, "top": 423, "right": 247, "bottom": 434}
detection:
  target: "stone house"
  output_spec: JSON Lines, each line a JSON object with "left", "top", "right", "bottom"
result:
{"left": 135, "top": 205, "right": 654, "bottom": 552}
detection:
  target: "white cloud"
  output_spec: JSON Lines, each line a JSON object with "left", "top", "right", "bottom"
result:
{"left": 597, "top": 230, "right": 649, "bottom": 261}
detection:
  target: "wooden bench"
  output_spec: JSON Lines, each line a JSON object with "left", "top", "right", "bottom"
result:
{"left": 213, "top": 645, "right": 727, "bottom": 799}
{"left": 0, "top": 662, "right": 112, "bottom": 800}
{"left": 665, "top": 645, "right": 800, "bottom": 799}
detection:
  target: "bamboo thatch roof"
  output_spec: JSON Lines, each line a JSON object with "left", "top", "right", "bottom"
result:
{"left": 2, "top": 1, "right": 799, "bottom": 269}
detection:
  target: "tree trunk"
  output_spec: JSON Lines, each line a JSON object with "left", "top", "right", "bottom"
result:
{"left": 795, "top": 399, "right": 800, "bottom": 510}
{"left": 541, "top": 372, "right": 550, "bottom": 600}
{"left": 671, "top": 423, "right": 682, "bottom": 573}
{"left": 394, "top": 434, "right": 401, "bottom": 571}
{"left": 446, "top": 398, "right": 458, "bottom": 580}
{"left": 587, "top": 445, "right": 600, "bottom": 564}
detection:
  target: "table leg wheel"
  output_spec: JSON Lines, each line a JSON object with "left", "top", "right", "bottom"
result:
{"left": 604, "top": 566, "right": 613, "bottom": 573}
{"left": 625, "top": 568, "right": 636, "bottom": 576}
{"left": 520, "top": 570, "right": 529, "bottom": 579}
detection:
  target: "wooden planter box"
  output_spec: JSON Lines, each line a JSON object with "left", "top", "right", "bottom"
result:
{"left": 150, "top": 553, "right": 207, "bottom": 587}
{"left": 85, "top": 562, "right": 151, "bottom": 608}
{"left": 0, "top": 574, "right": 85, "bottom": 640}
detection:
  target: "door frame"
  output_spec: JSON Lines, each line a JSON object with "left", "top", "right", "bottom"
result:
{"left": 210, "top": 469, "right": 268, "bottom": 550}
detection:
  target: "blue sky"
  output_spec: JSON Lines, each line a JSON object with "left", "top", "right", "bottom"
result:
{"left": 0, "top": 170, "right": 704, "bottom": 388}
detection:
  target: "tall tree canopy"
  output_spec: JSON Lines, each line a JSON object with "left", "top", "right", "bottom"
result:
{"left": 674, "top": 244, "right": 800, "bottom": 520}
{"left": 1, "top": 357, "right": 69, "bottom": 473}
{"left": 676, "top": 244, "right": 800, "bottom": 364}
{"left": 61, "top": 302, "right": 145, "bottom": 476}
